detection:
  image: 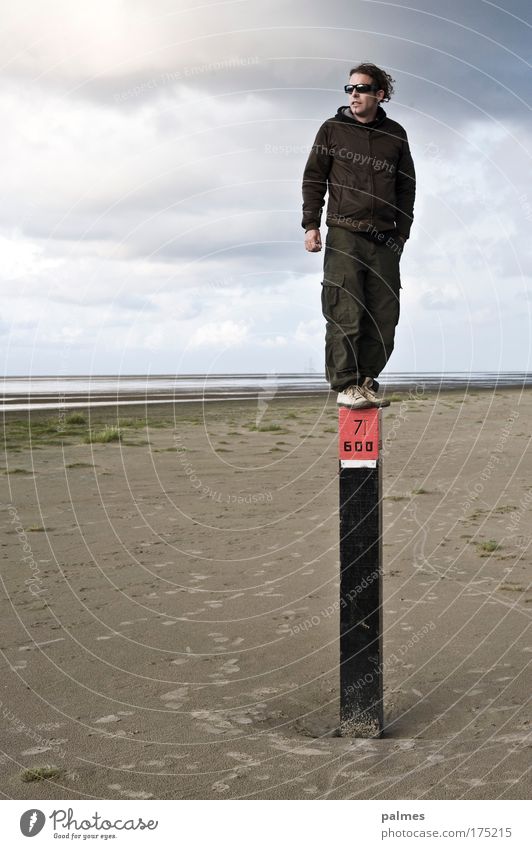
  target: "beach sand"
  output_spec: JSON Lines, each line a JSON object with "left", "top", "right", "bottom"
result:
{"left": 1, "top": 388, "right": 530, "bottom": 800}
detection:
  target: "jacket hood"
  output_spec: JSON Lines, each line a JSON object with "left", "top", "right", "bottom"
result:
{"left": 335, "top": 103, "right": 387, "bottom": 127}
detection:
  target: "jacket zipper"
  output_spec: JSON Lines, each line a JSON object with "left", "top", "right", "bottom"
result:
{"left": 368, "top": 129, "right": 374, "bottom": 225}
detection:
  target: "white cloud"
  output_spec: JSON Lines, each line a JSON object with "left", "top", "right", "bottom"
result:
{"left": 294, "top": 319, "right": 322, "bottom": 343}
{"left": 190, "top": 320, "right": 251, "bottom": 349}
{"left": 1, "top": 1, "right": 170, "bottom": 80}
{"left": 260, "top": 335, "right": 288, "bottom": 347}
{"left": 0, "top": 233, "right": 61, "bottom": 280}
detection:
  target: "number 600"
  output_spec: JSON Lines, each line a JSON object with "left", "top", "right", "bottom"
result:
{"left": 343, "top": 440, "right": 373, "bottom": 452}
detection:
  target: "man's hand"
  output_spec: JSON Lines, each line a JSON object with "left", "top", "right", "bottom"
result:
{"left": 305, "top": 228, "right": 322, "bottom": 252}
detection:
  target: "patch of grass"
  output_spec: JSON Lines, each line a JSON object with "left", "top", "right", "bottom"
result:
{"left": 468, "top": 506, "right": 516, "bottom": 521}
{"left": 40, "top": 421, "right": 61, "bottom": 431}
{"left": 26, "top": 526, "right": 49, "bottom": 532}
{"left": 412, "top": 487, "right": 430, "bottom": 495}
{"left": 65, "top": 413, "right": 86, "bottom": 425}
{"left": 323, "top": 427, "right": 336, "bottom": 433}
{"left": 2, "top": 417, "right": 78, "bottom": 449}
{"left": 21, "top": 766, "right": 62, "bottom": 783}
{"left": 284, "top": 412, "right": 299, "bottom": 419}
{"left": 477, "top": 539, "right": 500, "bottom": 555}
{"left": 2, "top": 467, "right": 32, "bottom": 475}
{"left": 84, "top": 426, "right": 121, "bottom": 444}
{"left": 246, "top": 423, "right": 285, "bottom": 432}
{"left": 116, "top": 417, "right": 146, "bottom": 429}
{"left": 385, "top": 495, "right": 408, "bottom": 501}
{"left": 389, "top": 393, "right": 403, "bottom": 402}
{"left": 1, "top": 413, "right": 169, "bottom": 450}
{"left": 497, "top": 582, "right": 524, "bottom": 593}
{"left": 65, "top": 462, "right": 95, "bottom": 469}
{"left": 467, "top": 509, "right": 486, "bottom": 520}
{"left": 121, "top": 439, "right": 151, "bottom": 446}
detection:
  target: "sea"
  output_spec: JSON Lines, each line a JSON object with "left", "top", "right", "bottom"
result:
{"left": 1, "top": 372, "right": 531, "bottom": 413}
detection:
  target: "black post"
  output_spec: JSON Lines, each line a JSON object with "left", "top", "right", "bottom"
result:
{"left": 338, "top": 407, "right": 383, "bottom": 737}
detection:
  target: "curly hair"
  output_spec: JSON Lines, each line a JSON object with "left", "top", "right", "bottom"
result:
{"left": 348, "top": 62, "right": 395, "bottom": 102}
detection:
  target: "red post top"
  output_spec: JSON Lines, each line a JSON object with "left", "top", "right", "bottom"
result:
{"left": 338, "top": 407, "right": 381, "bottom": 464}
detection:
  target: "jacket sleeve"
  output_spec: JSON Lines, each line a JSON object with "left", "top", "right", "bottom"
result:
{"left": 301, "top": 122, "right": 333, "bottom": 231}
{"left": 395, "top": 134, "right": 416, "bottom": 240}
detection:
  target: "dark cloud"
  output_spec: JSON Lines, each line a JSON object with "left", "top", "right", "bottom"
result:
{"left": 3, "top": 1, "right": 529, "bottom": 125}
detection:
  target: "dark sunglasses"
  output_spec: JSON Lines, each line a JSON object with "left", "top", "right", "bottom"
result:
{"left": 344, "top": 83, "right": 380, "bottom": 94}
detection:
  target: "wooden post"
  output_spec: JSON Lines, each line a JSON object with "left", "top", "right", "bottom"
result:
{"left": 338, "top": 407, "right": 383, "bottom": 737}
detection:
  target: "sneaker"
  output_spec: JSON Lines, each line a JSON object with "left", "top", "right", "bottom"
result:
{"left": 360, "top": 376, "right": 390, "bottom": 407}
{"left": 336, "top": 384, "right": 372, "bottom": 409}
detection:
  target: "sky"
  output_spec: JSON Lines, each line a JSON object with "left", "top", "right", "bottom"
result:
{"left": 2, "top": 0, "right": 531, "bottom": 377}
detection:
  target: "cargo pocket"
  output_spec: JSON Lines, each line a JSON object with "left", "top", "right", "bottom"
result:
{"left": 321, "top": 272, "right": 346, "bottom": 322}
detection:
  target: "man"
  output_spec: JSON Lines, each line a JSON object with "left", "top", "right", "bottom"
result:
{"left": 302, "top": 62, "right": 416, "bottom": 408}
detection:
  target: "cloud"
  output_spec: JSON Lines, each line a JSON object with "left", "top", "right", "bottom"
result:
{"left": 260, "top": 335, "right": 288, "bottom": 347}
{"left": 294, "top": 319, "right": 323, "bottom": 343}
{"left": 0, "top": 233, "right": 61, "bottom": 280}
{"left": 190, "top": 319, "right": 251, "bottom": 349}
{"left": 418, "top": 288, "right": 459, "bottom": 311}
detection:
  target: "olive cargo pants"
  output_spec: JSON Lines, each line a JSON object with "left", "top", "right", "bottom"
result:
{"left": 320, "top": 226, "right": 402, "bottom": 392}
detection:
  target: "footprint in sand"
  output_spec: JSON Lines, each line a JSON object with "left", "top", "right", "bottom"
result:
{"left": 21, "top": 745, "right": 54, "bottom": 756}
{"left": 209, "top": 658, "right": 240, "bottom": 679}
{"left": 211, "top": 780, "right": 231, "bottom": 793}
{"left": 159, "top": 687, "right": 189, "bottom": 709}
{"left": 227, "top": 752, "right": 261, "bottom": 766}
{"left": 95, "top": 712, "right": 134, "bottom": 724}
{"left": 107, "top": 784, "right": 153, "bottom": 799}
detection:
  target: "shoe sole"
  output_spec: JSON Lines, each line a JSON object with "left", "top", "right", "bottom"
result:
{"left": 337, "top": 398, "right": 374, "bottom": 409}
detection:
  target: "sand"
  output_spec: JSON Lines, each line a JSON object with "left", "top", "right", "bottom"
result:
{"left": 0, "top": 388, "right": 530, "bottom": 800}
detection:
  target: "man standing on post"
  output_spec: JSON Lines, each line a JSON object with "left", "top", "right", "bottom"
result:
{"left": 302, "top": 62, "right": 416, "bottom": 408}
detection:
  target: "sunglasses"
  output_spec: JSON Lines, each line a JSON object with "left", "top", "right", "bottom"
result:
{"left": 344, "top": 83, "right": 380, "bottom": 94}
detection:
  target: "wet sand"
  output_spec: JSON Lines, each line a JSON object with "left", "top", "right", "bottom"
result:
{"left": 0, "top": 388, "right": 530, "bottom": 799}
